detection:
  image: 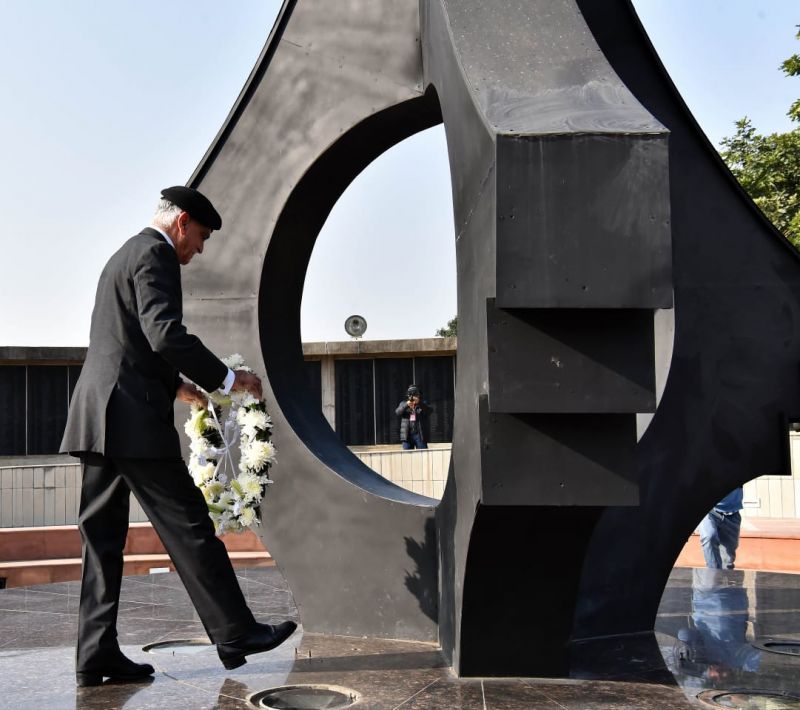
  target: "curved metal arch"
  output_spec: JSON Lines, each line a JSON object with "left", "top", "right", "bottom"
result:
{"left": 258, "top": 90, "right": 443, "bottom": 504}
{"left": 572, "top": 0, "right": 800, "bottom": 641}
{"left": 181, "top": 0, "right": 443, "bottom": 642}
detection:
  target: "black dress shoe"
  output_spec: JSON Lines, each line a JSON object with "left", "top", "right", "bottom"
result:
{"left": 76, "top": 653, "right": 155, "bottom": 687}
{"left": 217, "top": 620, "right": 297, "bottom": 670}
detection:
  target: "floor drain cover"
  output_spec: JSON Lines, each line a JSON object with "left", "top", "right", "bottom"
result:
{"left": 141, "top": 639, "right": 213, "bottom": 655}
{"left": 697, "top": 690, "right": 800, "bottom": 709}
{"left": 752, "top": 638, "right": 800, "bottom": 656}
{"left": 248, "top": 685, "right": 360, "bottom": 710}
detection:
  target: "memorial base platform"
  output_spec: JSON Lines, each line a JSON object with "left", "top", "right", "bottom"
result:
{"left": 3, "top": 566, "right": 800, "bottom": 708}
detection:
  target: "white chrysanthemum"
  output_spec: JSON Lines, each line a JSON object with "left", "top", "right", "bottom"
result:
{"left": 237, "top": 473, "right": 263, "bottom": 501}
{"left": 183, "top": 353, "right": 276, "bottom": 535}
{"left": 240, "top": 440, "right": 276, "bottom": 472}
{"left": 238, "top": 393, "right": 259, "bottom": 408}
{"left": 189, "top": 438, "right": 212, "bottom": 458}
{"left": 242, "top": 409, "right": 268, "bottom": 430}
{"left": 238, "top": 505, "right": 258, "bottom": 528}
{"left": 237, "top": 407, "right": 272, "bottom": 428}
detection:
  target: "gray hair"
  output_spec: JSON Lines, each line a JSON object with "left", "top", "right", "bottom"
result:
{"left": 151, "top": 198, "right": 183, "bottom": 230}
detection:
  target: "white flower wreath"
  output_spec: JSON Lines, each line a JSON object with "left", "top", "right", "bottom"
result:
{"left": 183, "top": 354, "right": 276, "bottom": 535}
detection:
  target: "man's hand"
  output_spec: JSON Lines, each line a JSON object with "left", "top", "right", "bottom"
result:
{"left": 232, "top": 370, "right": 263, "bottom": 400}
{"left": 176, "top": 382, "right": 208, "bottom": 408}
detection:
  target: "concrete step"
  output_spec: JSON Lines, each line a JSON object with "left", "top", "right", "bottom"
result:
{"left": 0, "top": 551, "right": 273, "bottom": 589}
{"left": 0, "top": 522, "right": 271, "bottom": 588}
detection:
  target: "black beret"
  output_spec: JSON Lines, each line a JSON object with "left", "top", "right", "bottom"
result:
{"left": 160, "top": 186, "right": 222, "bottom": 230}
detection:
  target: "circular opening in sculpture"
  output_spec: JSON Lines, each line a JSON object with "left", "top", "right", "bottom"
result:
{"left": 248, "top": 685, "right": 360, "bottom": 710}
{"left": 301, "top": 124, "right": 455, "bottom": 346}
{"left": 260, "top": 90, "right": 449, "bottom": 505}
{"left": 300, "top": 125, "right": 455, "bottom": 500}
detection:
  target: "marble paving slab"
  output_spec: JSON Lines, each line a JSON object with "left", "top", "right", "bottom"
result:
{"left": 2, "top": 566, "right": 800, "bottom": 708}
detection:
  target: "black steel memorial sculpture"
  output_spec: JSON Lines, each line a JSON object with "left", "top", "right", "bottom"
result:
{"left": 179, "top": 0, "right": 800, "bottom": 677}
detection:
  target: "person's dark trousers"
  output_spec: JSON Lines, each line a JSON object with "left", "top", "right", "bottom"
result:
{"left": 76, "top": 452, "right": 256, "bottom": 671}
{"left": 401, "top": 433, "right": 427, "bottom": 450}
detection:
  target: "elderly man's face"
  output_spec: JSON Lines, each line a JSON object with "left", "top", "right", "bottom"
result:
{"left": 175, "top": 213, "right": 213, "bottom": 265}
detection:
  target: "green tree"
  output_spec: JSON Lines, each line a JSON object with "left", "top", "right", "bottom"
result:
{"left": 436, "top": 316, "right": 458, "bottom": 337}
{"left": 719, "top": 119, "right": 800, "bottom": 246}
{"left": 782, "top": 26, "right": 800, "bottom": 122}
{"left": 718, "top": 26, "right": 800, "bottom": 247}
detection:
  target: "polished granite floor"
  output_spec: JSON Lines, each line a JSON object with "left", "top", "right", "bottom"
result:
{"left": 2, "top": 566, "right": 800, "bottom": 709}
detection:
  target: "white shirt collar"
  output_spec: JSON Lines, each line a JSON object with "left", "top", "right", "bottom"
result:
{"left": 151, "top": 226, "right": 175, "bottom": 250}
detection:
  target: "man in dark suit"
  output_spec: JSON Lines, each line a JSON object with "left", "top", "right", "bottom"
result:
{"left": 61, "top": 187, "right": 296, "bottom": 687}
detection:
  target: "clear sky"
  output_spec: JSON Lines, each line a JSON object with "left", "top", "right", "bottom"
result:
{"left": 0, "top": 1, "right": 797, "bottom": 346}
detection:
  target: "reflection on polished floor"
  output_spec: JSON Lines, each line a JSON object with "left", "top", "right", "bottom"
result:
{"left": 2, "top": 566, "right": 800, "bottom": 709}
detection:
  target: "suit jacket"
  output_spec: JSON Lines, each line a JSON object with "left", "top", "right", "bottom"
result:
{"left": 61, "top": 228, "right": 227, "bottom": 458}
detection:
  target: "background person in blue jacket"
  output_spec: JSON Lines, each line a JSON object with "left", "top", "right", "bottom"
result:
{"left": 699, "top": 488, "right": 744, "bottom": 569}
{"left": 395, "top": 384, "right": 431, "bottom": 450}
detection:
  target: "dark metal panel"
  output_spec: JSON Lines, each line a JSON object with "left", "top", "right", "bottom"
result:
{"left": 247, "top": 87, "right": 441, "bottom": 640}
{"left": 487, "top": 300, "right": 655, "bottom": 413}
{"left": 334, "top": 359, "right": 375, "bottom": 446}
{"left": 301, "top": 360, "right": 322, "bottom": 414}
{"left": 422, "top": 0, "right": 668, "bottom": 676}
{"left": 433, "top": 165, "right": 497, "bottom": 673}
{"left": 438, "top": 0, "right": 664, "bottom": 136}
{"left": 495, "top": 134, "right": 672, "bottom": 309}
{"left": 375, "top": 358, "right": 414, "bottom": 445}
{"left": 569, "top": 0, "right": 800, "bottom": 640}
{"left": 479, "top": 398, "right": 638, "bottom": 507}
{"left": 422, "top": 0, "right": 501, "bottom": 673}
{"left": 0, "top": 366, "right": 26, "bottom": 456}
{"left": 26, "top": 366, "right": 69, "bottom": 456}
{"left": 420, "top": 5, "right": 497, "bottom": 241}
{"left": 459, "top": 504, "right": 601, "bottom": 677}
{"left": 413, "top": 356, "right": 454, "bottom": 443}
{"left": 281, "top": 1, "right": 424, "bottom": 93}
{"left": 184, "top": 0, "right": 428, "bottom": 301}
{"left": 68, "top": 365, "right": 83, "bottom": 405}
